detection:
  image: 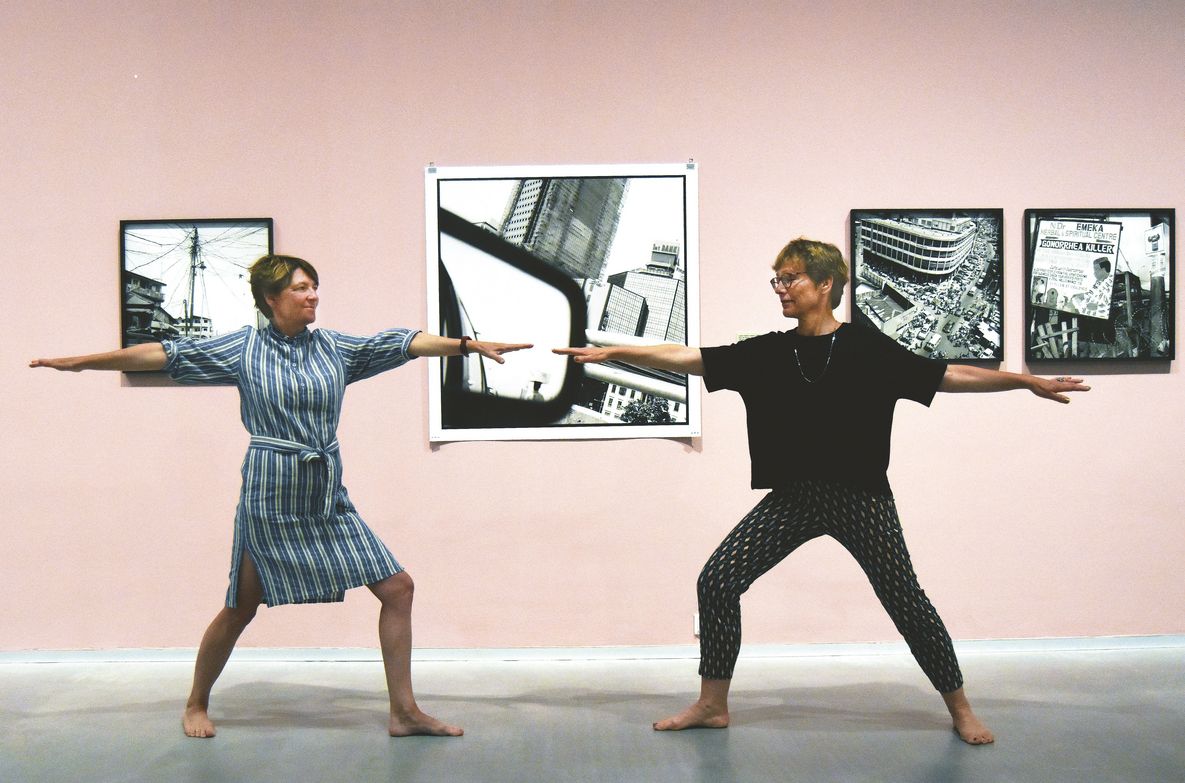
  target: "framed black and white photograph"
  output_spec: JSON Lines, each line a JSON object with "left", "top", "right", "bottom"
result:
{"left": 849, "top": 209, "right": 1004, "bottom": 362}
{"left": 425, "top": 163, "right": 700, "bottom": 441}
{"left": 120, "top": 218, "right": 273, "bottom": 348}
{"left": 1024, "top": 209, "right": 1174, "bottom": 361}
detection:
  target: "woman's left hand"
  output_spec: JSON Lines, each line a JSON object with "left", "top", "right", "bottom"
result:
{"left": 1030, "top": 375, "right": 1091, "bottom": 403}
{"left": 469, "top": 340, "right": 533, "bottom": 365}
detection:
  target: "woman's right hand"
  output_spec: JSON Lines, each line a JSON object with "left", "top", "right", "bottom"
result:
{"left": 552, "top": 346, "right": 615, "bottom": 364}
{"left": 29, "top": 357, "right": 82, "bottom": 372}
{"left": 29, "top": 343, "right": 167, "bottom": 372}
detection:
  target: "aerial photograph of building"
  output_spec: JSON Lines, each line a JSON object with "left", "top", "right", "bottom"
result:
{"left": 851, "top": 210, "right": 1004, "bottom": 361}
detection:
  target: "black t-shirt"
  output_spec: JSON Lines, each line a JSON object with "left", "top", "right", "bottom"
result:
{"left": 700, "top": 322, "right": 947, "bottom": 493}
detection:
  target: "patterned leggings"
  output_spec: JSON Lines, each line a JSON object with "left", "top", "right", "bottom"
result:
{"left": 696, "top": 480, "right": 964, "bottom": 693}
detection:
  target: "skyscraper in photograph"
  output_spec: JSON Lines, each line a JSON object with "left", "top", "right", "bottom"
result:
{"left": 607, "top": 241, "right": 686, "bottom": 343}
{"left": 586, "top": 281, "right": 648, "bottom": 336}
{"left": 647, "top": 241, "right": 682, "bottom": 278}
{"left": 499, "top": 178, "right": 628, "bottom": 279}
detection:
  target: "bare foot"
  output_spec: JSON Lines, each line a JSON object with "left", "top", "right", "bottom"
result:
{"left": 182, "top": 705, "right": 216, "bottom": 738}
{"left": 389, "top": 709, "right": 463, "bottom": 737}
{"left": 942, "top": 687, "right": 994, "bottom": 745}
{"left": 952, "top": 711, "right": 995, "bottom": 745}
{"left": 653, "top": 701, "right": 730, "bottom": 731}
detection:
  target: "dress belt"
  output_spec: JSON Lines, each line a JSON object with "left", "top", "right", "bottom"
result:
{"left": 248, "top": 435, "right": 341, "bottom": 520}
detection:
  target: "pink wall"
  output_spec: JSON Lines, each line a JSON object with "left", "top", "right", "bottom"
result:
{"left": 3, "top": 0, "right": 1183, "bottom": 651}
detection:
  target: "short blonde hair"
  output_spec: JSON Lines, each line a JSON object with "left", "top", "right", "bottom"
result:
{"left": 248, "top": 255, "right": 319, "bottom": 318}
{"left": 773, "top": 238, "right": 848, "bottom": 308}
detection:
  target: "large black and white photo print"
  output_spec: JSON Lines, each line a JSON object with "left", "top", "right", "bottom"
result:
{"left": 120, "top": 218, "right": 273, "bottom": 350}
{"left": 850, "top": 209, "right": 1004, "bottom": 361}
{"left": 1024, "top": 209, "right": 1174, "bottom": 361}
{"left": 426, "top": 163, "right": 700, "bottom": 441}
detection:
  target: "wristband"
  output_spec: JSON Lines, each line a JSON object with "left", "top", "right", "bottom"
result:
{"left": 459, "top": 336, "right": 472, "bottom": 356}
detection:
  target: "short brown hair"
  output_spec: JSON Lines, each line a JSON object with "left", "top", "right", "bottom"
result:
{"left": 249, "top": 254, "right": 319, "bottom": 318}
{"left": 773, "top": 238, "right": 848, "bottom": 308}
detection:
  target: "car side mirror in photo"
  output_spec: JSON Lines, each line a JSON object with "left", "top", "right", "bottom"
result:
{"left": 436, "top": 208, "right": 587, "bottom": 429}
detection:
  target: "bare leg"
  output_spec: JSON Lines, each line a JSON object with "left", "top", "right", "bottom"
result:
{"left": 653, "top": 677, "right": 731, "bottom": 731}
{"left": 368, "top": 572, "right": 462, "bottom": 737}
{"left": 943, "top": 687, "right": 994, "bottom": 745}
{"left": 182, "top": 552, "right": 263, "bottom": 738}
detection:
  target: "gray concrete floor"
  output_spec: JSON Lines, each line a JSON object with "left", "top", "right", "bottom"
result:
{"left": 2, "top": 647, "right": 1182, "bottom": 783}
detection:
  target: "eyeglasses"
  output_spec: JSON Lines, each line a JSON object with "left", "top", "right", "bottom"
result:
{"left": 769, "top": 273, "right": 805, "bottom": 291}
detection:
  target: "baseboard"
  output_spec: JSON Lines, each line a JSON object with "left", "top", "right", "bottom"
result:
{"left": 2, "top": 635, "right": 1182, "bottom": 664}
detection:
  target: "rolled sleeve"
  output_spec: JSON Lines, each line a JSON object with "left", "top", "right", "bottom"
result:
{"left": 162, "top": 327, "right": 249, "bottom": 385}
{"left": 331, "top": 328, "right": 421, "bottom": 384}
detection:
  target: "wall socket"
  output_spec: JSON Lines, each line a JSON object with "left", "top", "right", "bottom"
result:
{"left": 693, "top": 612, "right": 700, "bottom": 638}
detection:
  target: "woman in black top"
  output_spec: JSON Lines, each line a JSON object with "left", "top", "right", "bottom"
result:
{"left": 557, "top": 237, "right": 1088, "bottom": 745}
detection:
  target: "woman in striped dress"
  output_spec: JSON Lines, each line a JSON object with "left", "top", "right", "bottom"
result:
{"left": 31, "top": 254, "right": 530, "bottom": 739}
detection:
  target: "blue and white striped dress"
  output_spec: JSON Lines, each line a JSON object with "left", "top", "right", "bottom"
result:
{"left": 162, "top": 323, "right": 420, "bottom": 607}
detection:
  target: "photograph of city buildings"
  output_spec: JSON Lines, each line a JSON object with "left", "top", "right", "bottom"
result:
{"left": 850, "top": 209, "right": 1004, "bottom": 361}
{"left": 1024, "top": 209, "right": 1174, "bottom": 360}
{"left": 120, "top": 219, "right": 272, "bottom": 351}
{"left": 431, "top": 165, "right": 699, "bottom": 440}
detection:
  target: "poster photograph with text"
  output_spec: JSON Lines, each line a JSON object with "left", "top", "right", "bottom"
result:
{"left": 1025, "top": 209, "right": 1174, "bottom": 360}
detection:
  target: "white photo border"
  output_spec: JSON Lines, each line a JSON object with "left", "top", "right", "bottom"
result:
{"left": 425, "top": 162, "right": 701, "bottom": 441}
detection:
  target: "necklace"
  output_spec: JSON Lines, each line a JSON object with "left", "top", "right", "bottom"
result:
{"left": 793, "top": 330, "right": 837, "bottom": 383}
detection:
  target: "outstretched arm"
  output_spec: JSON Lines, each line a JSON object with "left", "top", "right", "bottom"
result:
{"left": 553, "top": 344, "right": 705, "bottom": 376}
{"left": 409, "top": 333, "right": 532, "bottom": 365}
{"left": 939, "top": 364, "right": 1090, "bottom": 404}
{"left": 29, "top": 343, "right": 168, "bottom": 372}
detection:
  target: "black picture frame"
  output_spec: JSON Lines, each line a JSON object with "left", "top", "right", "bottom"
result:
{"left": 1024, "top": 209, "right": 1174, "bottom": 361}
{"left": 120, "top": 218, "right": 274, "bottom": 351}
{"left": 849, "top": 209, "right": 1004, "bottom": 362}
